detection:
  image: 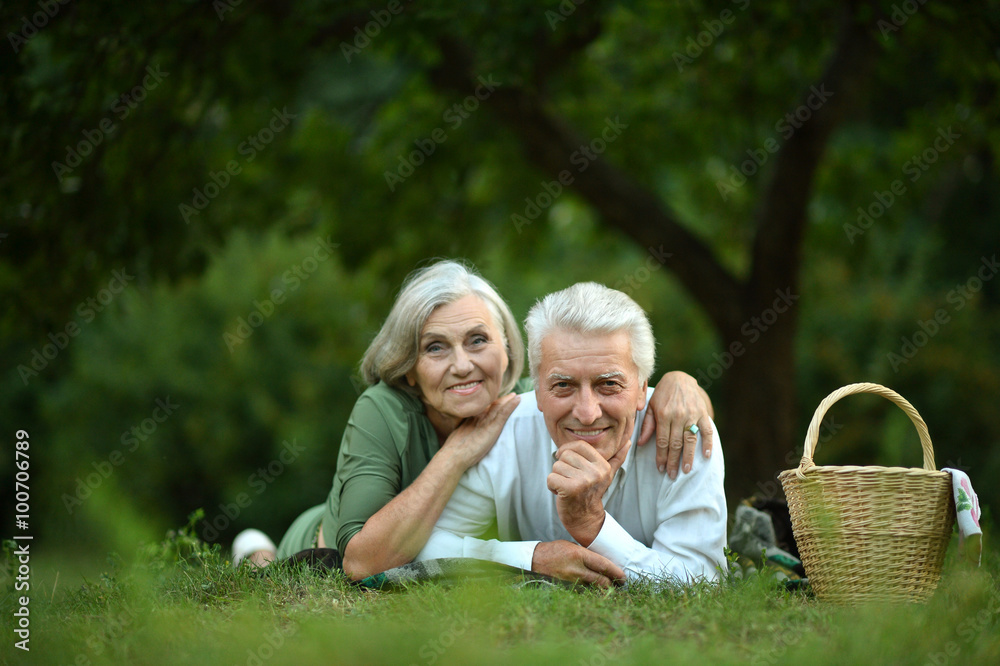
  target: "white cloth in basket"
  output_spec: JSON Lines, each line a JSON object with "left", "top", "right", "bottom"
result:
{"left": 942, "top": 468, "right": 982, "bottom": 566}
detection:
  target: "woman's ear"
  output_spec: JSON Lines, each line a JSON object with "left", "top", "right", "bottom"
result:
{"left": 405, "top": 372, "right": 416, "bottom": 387}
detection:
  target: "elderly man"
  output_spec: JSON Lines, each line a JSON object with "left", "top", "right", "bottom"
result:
{"left": 415, "top": 282, "right": 727, "bottom": 586}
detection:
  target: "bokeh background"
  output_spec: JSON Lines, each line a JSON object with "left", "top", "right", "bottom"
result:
{"left": 2, "top": 0, "right": 998, "bottom": 565}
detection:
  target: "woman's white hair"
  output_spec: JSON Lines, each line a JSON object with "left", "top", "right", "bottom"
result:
{"left": 524, "top": 282, "right": 655, "bottom": 383}
{"left": 360, "top": 259, "right": 524, "bottom": 396}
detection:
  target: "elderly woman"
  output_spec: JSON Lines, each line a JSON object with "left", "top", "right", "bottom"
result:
{"left": 234, "top": 260, "right": 714, "bottom": 581}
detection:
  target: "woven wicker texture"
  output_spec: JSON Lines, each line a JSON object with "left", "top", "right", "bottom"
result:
{"left": 778, "top": 383, "right": 955, "bottom": 605}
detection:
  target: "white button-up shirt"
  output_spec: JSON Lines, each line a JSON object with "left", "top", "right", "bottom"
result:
{"left": 415, "top": 390, "right": 728, "bottom": 583}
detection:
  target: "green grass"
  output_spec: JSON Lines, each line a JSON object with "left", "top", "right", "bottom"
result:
{"left": 2, "top": 518, "right": 999, "bottom": 665}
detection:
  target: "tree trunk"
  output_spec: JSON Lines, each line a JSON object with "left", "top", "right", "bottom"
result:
{"left": 717, "top": 297, "right": 801, "bottom": 501}
{"left": 428, "top": 5, "right": 878, "bottom": 497}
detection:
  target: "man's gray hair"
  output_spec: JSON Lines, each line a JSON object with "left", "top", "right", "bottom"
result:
{"left": 524, "top": 282, "right": 655, "bottom": 383}
{"left": 360, "top": 260, "right": 524, "bottom": 396}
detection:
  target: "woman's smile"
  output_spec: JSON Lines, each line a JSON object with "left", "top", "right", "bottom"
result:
{"left": 447, "top": 380, "right": 483, "bottom": 395}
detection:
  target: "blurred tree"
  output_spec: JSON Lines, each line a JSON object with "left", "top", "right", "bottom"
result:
{"left": 34, "top": 231, "right": 380, "bottom": 546}
{"left": 2, "top": 0, "right": 999, "bottom": 520}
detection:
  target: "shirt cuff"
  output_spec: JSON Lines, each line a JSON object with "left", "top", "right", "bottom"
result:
{"left": 587, "top": 512, "right": 640, "bottom": 569}
{"left": 462, "top": 536, "right": 540, "bottom": 572}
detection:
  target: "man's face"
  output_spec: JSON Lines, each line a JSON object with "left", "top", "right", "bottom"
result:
{"left": 535, "top": 328, "right": 648, "bottom": 460}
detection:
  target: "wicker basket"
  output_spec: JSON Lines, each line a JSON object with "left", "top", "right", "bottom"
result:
{"left": 778, "top": 383, "right": 955, "bottom": 605}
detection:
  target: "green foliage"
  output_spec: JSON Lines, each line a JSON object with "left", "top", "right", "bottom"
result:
{"left": 24, "top": 229, "right": 386, "bottom": 545}
{"left": 138, "top": 509, "right": 225, "bottom": 572}
{"left": 1, "top": 0, "right": 999, "bottom": 552}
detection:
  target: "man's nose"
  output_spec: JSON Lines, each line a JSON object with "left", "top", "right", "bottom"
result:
{"left": 572, "top": 388, "right": 601, "bottom": 424}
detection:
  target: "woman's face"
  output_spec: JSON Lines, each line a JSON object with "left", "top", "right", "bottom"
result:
{"left": 406, "top": 294, "right": 509, "bottom": 435}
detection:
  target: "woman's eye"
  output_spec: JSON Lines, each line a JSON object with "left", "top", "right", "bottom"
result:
{"left": 470, "top": 335, "right": 488, "bottom": 346}
{"left": 426, "top": 343, "right": 443, "bottom": 353}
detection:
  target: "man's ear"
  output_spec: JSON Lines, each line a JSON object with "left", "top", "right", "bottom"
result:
{"left": 636, "top": 379, "right": 648, "bottom": 411}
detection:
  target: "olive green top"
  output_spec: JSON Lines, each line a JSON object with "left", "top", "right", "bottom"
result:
{"left": 322, "top": 381, "right": 442, "bottom": 555}
{"left": 276, "top": 378, "right": 532, "bottom": 559}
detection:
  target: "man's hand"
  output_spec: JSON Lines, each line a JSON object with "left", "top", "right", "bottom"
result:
{"left": 531, "top": 540, "right": 626, "bottom": 588}
{"left": 638, "top": 370, "right": 714, "bottom": 478}
{"left": 547, "top": 440, "right": 629, "bottom": 546}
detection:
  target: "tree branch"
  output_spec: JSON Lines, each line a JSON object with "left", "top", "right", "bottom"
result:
{"left": 429, "top": 38, "right": 745, "bottom": 335}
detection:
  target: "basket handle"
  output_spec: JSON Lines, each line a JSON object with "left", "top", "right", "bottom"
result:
{"left": 796, "top": 382, "right": 936, "bottom": 479}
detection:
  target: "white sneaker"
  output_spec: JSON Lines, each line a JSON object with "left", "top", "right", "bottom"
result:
{"left": 232, "top": 528, "right": 277, "bottom": 566}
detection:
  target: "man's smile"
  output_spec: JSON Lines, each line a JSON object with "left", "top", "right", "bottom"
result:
{"left": 565, "top": 425, "right": 611, "bottom": 444}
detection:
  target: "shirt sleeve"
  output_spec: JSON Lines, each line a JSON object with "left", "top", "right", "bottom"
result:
{"left": 415, "top": 460, "right": 540, "bottom": 571}
{"left": 329, "top": 396, "right": 406, "bottom": 555}
{"left": 587, "top": 429, "right": 728, "bottom": 584}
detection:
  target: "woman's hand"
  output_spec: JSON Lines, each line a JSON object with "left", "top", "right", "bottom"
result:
{"left": 638, "top": 371, "right": 714, "bottom": 478}
{"left": 342, "top": 392, "right": 519, "bottom": 580}
{"left": 441, "top": 393, "right": 521, "bottom": 470}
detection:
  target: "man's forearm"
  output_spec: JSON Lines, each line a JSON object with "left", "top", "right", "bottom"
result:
{"left": 559, "top": 508, "right": 606, "bottom": 548}
{"left": 416, "top": 529, "right": 540, "bottom": 571}
{"left": 587, "top": 511, "right": 725, "bottom": 582}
